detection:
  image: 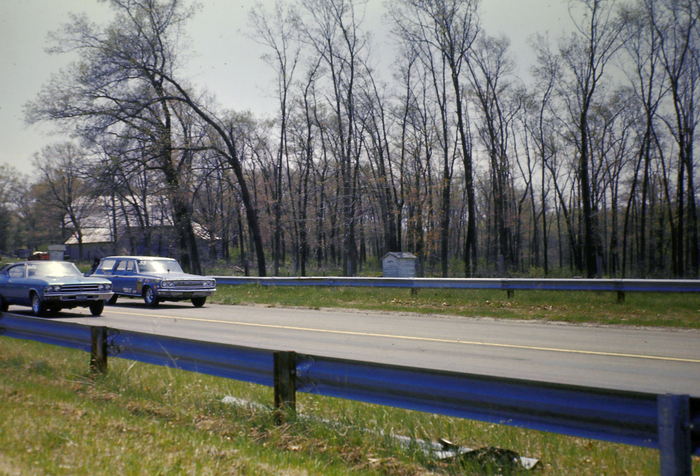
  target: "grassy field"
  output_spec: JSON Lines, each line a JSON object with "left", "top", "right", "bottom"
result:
{"left": 3, "top": 337, "right": 698, "bottom": 475}
{"left": 211, "top": 284, "right": 700, "bottom": 329}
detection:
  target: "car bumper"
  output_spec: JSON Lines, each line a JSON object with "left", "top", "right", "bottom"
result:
{"left": 44, "top": 292, "right": 114, "bottom": 303}
{"left": 156, "top": 288, "right": 216, "bottom": 298}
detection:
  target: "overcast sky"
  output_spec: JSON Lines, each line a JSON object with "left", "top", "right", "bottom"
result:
{"left": 0, "top": 0, "right": 570, "bottom": 177}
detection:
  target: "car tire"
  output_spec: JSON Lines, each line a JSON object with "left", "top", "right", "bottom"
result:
{"left": 107, "top": 294, "right": 118, "bottom": 305}
{"left": 48, "top": 306, "right": 61, "bottom": 315}
{"left": 191, "top": 297, "right": 206, "bottom": 308}
{"left": 31, "top": 293, "right": 47, "bottom": 317}
{"left": 143, "top": 286, "right": 159, "bottom": 307}
{"left": 89, "top": 301, "right": 105, "bottom": 316}
{"left": 0, "top": 295, "right": 8, "bottom": 312}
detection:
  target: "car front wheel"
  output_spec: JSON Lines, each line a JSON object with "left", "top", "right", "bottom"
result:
{"left": 31, "top": 293, "right": 47, "bottom": 316}
{"left": 191, "top": 297, "right": 206, "bottom": 308}
{"left": 143, "top": 287, "right": 159, "bottom": 307}
{"left": 89, "top": 301, "right": 105, "bottom": 316}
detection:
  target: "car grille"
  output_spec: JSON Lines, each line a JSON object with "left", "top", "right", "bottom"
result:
{"left": 57, "top": 284, "right": 101, "bottom": 293}
{"left": 173, "top": 280, "right": 210, "bottom": 287}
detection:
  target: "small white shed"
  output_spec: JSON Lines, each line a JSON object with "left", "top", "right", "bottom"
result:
{"left": 48, "top": 244, "right": 67, "bottom": 261}
{"left": 382, "top": 252, "right": 417, "bottom": 278}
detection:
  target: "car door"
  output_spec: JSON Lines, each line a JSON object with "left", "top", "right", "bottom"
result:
{"left": 111, "top": 259, "right": 130, "bottom": 295}
{"left": 5, "top": 264, "right": 27, "bottom": 304}
{"left": 120, "top": 259, "right": 139, "bottom": 295}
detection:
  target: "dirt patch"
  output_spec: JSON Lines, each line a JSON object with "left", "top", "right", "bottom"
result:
{"left": 0, "top": 453, "right": 25, "bottom": 476}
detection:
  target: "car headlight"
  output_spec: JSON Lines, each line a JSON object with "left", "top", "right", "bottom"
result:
{"left": 208, "top": 280, "right": 216, "bottom": 287}
{"left": 46, "top": 285, "right": 61, "bottom": 293}
{"left": 162, "top": 281, "right": 174, "bottom": 288}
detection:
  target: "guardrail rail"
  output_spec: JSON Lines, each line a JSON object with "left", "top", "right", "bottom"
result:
{"left": 213, "top": 276, "right": 700, "bottom": 302}
{"left": 1, "top": 313, "right": 698, "bottom": 475}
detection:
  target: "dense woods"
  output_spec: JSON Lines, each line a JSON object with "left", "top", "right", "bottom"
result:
{"left": 1, "top": 0, "right": 698, "bottom": 278}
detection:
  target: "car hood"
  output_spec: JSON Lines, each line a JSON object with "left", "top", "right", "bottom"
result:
{"left": 139, "top": 272, "right": 214, "bottom": 281}
{"left": 43, "top": 276, "right": 112, "bottom": 285}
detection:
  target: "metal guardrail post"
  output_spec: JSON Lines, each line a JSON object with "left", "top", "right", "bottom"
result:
{"left": 273, "top": 351, "right": 296, "bottom": 422}
{"left": 90, "top": 326, "right": 108, "bottom": 374}
{"left": 617, "top": 290, "right": 625, "bottom": 303}
{"left": 657, "top": 394, "right": 691, "bottom": 476}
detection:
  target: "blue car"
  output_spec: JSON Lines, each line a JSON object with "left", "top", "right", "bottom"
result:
{"left": 0, "top": 261, "right": 113, "bottom": 316}
{"left": 90, "top": 256, "right": 216, "bottom": 307}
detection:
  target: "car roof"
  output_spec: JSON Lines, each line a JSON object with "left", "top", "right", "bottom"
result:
{"left": 10, "top": 261, "right": 75, "bottom": 266}
{"left": 102, "top": 256, "right": 177, "bottom": 260}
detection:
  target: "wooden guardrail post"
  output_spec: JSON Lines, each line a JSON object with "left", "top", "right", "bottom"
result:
{"left": 617, "top": 290, "right": 625, "bottom": 303}
{"left": 273, "top": 351, "right": 296, "bottom": 423}
{"left": 90, "top": 326, "right": 108, "bottom": 374}
{"left": 657, "top": 394, "right": 691, "bottom": 476}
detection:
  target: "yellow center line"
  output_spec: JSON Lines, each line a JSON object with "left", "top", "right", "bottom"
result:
{"left": 108, "top": 309, "right": 700, "bottom": 364}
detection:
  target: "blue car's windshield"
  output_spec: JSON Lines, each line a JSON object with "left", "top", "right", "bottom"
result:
{"left": 137, "top": 259, "right": 183, "bottom": 274}
{"left": 27, "top": 262, "right": 82, "bottom": 278}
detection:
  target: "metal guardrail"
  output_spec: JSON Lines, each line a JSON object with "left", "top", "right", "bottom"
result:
{"left": 0, "top": 314, "right": 94, "bottom": 352}
{"left": 213, "top": 276, "right": 700, "bottom": 301}
{"left": 1, "top": 313, "right": 698, "bottom": 475}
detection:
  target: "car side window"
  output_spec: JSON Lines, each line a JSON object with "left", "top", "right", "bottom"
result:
{"left": 8, "top": 265, "right": 25, "bottom": 279}
{"left": 115, "top": 260, "right": 128, "bottom": 272}
{"left": 125, "top": 260, "right": 135, "bottom": 273}
{"left": 98, "top": 259, "right": 116, "bottom": 274}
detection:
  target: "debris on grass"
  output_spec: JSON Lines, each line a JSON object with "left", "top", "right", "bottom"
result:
{"left": 221, "top": 395, "right": 540, "bottom": 471}
{"left": 393, "top": 434, "right": 539, "bottom": 470}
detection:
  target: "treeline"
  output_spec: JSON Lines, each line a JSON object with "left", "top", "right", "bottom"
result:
{"left": 1, "top": 0, "right": 698, "bottom": 278}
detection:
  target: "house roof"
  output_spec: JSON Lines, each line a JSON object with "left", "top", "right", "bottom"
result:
{"left": 65, "top": 227, "right": 113, "bottom": 245}
{"left": 63, "top": 194, "right": 219, "bottom": 245}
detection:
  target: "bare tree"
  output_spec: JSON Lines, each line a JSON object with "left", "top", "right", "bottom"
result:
{"left": 620, "top": 0, "right": 667, "bottom": 276}
{"left": 298, "top": 0, "right": 367, "bottom": 275}
{"left": 527, "top": 36, "right": 561, "bottom": 275}
{"left": 558, "top": 0, "right": 624, "bottom": 277}
{"left": 467, "top": 33, "right": 519, "bottom": 272}
{"left": 0, "top": 165, "right": 28, "bottom": 254}
{"left": 647, "top": 0, "right": 699, "bottom": 276}
{"left": 26, "top": 0, "right": 206, "bottom": 272}
{"left": 394, "top": 0, "right": 480, "bottom": 276}
{"left": 33, "top": 143, "right": 95, "bottom": 260}
{"left": 286, "top": 57, "right": 323, "bottom": 275}
{"left": 358, "top": 64, "right": 402, "bottom": 255}
{"left": 251, "top": 1, "right": 301, "bottom": 275}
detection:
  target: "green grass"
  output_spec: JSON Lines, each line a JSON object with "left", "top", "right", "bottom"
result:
{"left": 2, "top": 338, "right": 697, "bottom": 475}
{"left": 211, "top": 285, "right": 700, "bottom": 328}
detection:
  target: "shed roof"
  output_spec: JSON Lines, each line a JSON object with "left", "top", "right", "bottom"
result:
{"left": 382, "top": 252, "right": 417, "bottom": 260}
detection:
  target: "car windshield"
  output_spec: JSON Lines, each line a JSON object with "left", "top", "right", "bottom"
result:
{"left": 27, "top": 262, "right": 82, "bottom": 278}
{"left": 137, "top": 259, "right": 183, "bottom": 274}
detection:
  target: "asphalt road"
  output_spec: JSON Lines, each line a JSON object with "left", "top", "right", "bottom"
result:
{"left": 19, "top": 300, "right": 700, "bottom": 396}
